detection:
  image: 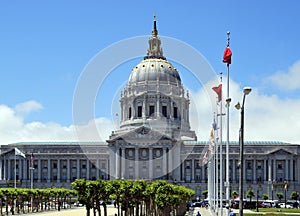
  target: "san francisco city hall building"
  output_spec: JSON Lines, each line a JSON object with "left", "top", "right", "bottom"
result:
{"left": 1, "top": 18, "right": 300, "bottom": 200}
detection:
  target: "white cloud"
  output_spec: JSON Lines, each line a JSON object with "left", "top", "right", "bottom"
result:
{"left": 268, "top": 60, "right": 300, "bottom": 91}
{"left": 189, "top": 79, "right": 300, "bottom": 143}
{"left": 0, "top": 102, "right": 114, "bottom": 145}
{"left": 14, "top": 100, "right": 43, "bottom": 116}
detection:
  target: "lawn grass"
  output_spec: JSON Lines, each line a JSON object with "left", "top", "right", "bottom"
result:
{"left": 239, "top": 208, "right": 300, "bottom": 216}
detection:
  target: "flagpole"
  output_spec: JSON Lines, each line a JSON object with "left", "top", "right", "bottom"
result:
{"left": 14, "top": 151, "right": 16, "bottom": 188}
{"left": 215, "top": 109, "right": 219, "bottom": 215}
{"left": 219, "top": 72, "right": 223, "bottom": 216}
{"left": 213, "top": 113, "right": 217, "bottom": 214}
{"left": 225, "top": 31, "right": 231, "bottom": 215}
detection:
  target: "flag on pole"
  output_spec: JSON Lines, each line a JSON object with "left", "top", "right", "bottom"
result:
{"left": 212, "top": 84, "right": 222, "bottom": 102}
{"left": 223, "top": 46, "right": 232, "bottom": 64}
{"left": 30, "top": 153, "right": 35, "bottom": 165}
{"left": 203, "top": 151, "right": 208, "bottom": 164}
{"left": 15, "top": 147, "right": 26, "bottom": 158}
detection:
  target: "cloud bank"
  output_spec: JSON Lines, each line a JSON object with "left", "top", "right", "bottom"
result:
{"left": 268, "top": 60, "right": 300, "bottom": 91}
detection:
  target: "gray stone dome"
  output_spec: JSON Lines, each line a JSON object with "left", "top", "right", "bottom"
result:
{"left": 128, "top": 58, "right": 181, "bottom": 86}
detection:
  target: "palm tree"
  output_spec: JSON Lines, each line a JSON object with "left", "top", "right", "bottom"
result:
{"left": 262, "top": 194, "right": 269, "bottom": 201}
{"left": 246, "top": 189, "right": 255, "bottom": 209}
{"left": 290, "top": 191, "right": 299, "bottom": 208}
{"left": 202, "top": 189, "right": 208, "bottom": 199}
{"left": 277, "top": 192, "right": 284, "bottom": 202}
{"left": 231, "top": 190, "right": 238, "bottom": 199}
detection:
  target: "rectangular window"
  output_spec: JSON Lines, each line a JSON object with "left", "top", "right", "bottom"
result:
{"left": 53, "top": 162, "right": 57, "bottom": 169}
{"left": 257, "top": 161, "right": 262, "bottom": 169}
{"left": 137, "top": 106, "right": 142, "bottom": 117}
{"left": 173, "top": 107, "right": 178, "bottom": 119}
{"left": 149, "top": 105, "right": 155, "bottom": 117}
{"left": 162, "top": 105, "right": 167, "bottom": 117}
{"left": 277, "top": 162, "right": 283, "bottom": 169}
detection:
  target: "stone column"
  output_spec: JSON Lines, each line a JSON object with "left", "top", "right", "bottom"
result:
{"left": 142, "top": 95, "right": 146, "bottom": 120}
{"left": 87, "top": 159, "right": 90, "bottom": 180}
{"left": 191, "top": 158, "right": 195, "bottom": 182}
{"left": 135, "top": 147, "right": 139, "bottom": 179}
{"left": 115, "top": 147, "right": 120, "bottom": 179}
{"left": 38, "top": 159, "right": 41, "bottom": 183}
{"left": 121, "top": 148, "right": 126, "bottom": 179}
{"left": 268, "top": 160, "right": 272, "bottom": 181}
{"left": 170, "top": 100, "right": 174, "bottom": 119}
{"left": 263, "top": 159, "right": 267, "bottom": 181}
{"left": 57, "top": 159, "right": 60, "bottom": 183}
{"left": 168, "top": 148, "right": 173, "bottom": 179}
{"left": 149, "top": 147, "right": 153, "bottom": 179}
{"left": 23, "top": 159, "right": 27, "bottom": 182}
{"left": 96, "top": 159, "right": 100, "bottom": 179}
{"left": 253, "top": 159, "right": 256, "bottom": 182}
{"left": 18, "top": 159, "right": 22, "bottom": 180}
{"left": 77, "top": 159, "right": 80, "bottom": 179}
{"left": 297, "top": 158, "right": 300, "bottom": 183}
{"left": 156, "top": 94, "right": 160, "bottom": 118}
{"left": 8, "top": 159, "right": 11, "bottom": 180}
{"left": 285, "top": 159, "right": 289, "bottom": 181}
{"left": 163, "top": 148, "right": 167, "bottom": 178}
{"left": 273, "top": 159, "right": 276, "bottom": 180}
{"left": 67, "top": 159, "right": 70, "bottom": 182}
{"left": 47, "top": 159, "right": 51, "bottom": 183}
{"left": 290, "top": 159, "right": 294, "bottom": 181}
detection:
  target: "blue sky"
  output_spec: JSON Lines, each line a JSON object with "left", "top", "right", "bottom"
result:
{"left": 1, "top": 0, "right": 300, "bottom": 144}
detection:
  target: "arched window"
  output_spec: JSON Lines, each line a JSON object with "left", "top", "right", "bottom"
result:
{"left": 128, "top": 107, "right": 132, "bottom": 119}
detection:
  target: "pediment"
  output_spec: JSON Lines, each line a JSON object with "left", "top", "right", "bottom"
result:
{"left": 107, "top": 125, "right": 174, "bottom": 143}
{"left": 269, "top": 148, "right": 292, "bottom": 155}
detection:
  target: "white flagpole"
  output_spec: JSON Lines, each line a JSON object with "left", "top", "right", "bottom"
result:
{"left": 219, "top": 72, "right": 223, "bottom": 216}
{"left": 215, "top": 109, "right": 219, "bottom": 215}
{"left": 225, "top": 31, "right": 231, "bottom": 215}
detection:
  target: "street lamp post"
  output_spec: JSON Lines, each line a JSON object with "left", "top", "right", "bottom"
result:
{"left": 235, "top": 87, "right": 252, "bottom": 216}
{"left": 256, "top": 182, "right": 261, "bottom": 212}
{"left": 284, "top": 181, "right": 288, "bottom": 208}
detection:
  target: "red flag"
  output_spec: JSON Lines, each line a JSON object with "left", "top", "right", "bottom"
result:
{"left": 212, "top": 84, "right": 222, "bottom": 102}
{"left": 223, "top": 46, "right": 232, "bottom": 64}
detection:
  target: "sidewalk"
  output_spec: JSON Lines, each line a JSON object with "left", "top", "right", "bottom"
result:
{"left": 22, "top": 206, "right": 118, "bottom": 216}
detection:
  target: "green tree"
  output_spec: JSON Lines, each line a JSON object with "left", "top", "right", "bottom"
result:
{"left": 246, "top": 190, "right": 255, "bottom": 209}
{"left": 277, "top": 192, "right": 284, "bottom": 202}
{"left": 290, "top": 191, "right": 299, "bottom": 208}
{"left": 290, "top": 191, "right": 299, "bottom": 200}
{"left": 202, "top": 190, "right": 208, "bottom": 199}
{"left": 231, "top": 190, "right": 238, "bottom": 198}
{"left": 72, "top": 179, "right": 92, "bottom": 216}
{"left": 262, "top": 193, "right": 269, "bottom": 201}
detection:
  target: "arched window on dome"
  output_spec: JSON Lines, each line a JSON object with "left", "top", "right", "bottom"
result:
{"left": 173, "top": 106, "right": 178, "bottom": 119}
{"left": 128, "top": 107, "right": 132, "bottom": 119}
{"left": 137, "top": 106, "right": 142, "bottom": 118}
{"left": 149, "top": 105, "right": 155, "bottom": 117}
{"left": 162, "top": 105, "right": 167, "bottom": 118}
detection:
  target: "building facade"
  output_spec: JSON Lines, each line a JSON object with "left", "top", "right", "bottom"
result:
{"left": 1, "top": 17, "right": 300, "bottom": 200}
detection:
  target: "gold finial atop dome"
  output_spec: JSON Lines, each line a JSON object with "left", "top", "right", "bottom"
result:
{"left": 146, "top": 14, "right": 165, "bottom": 60}
{"left": 152, "top": 14, "right": 158, "bottom": 37}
